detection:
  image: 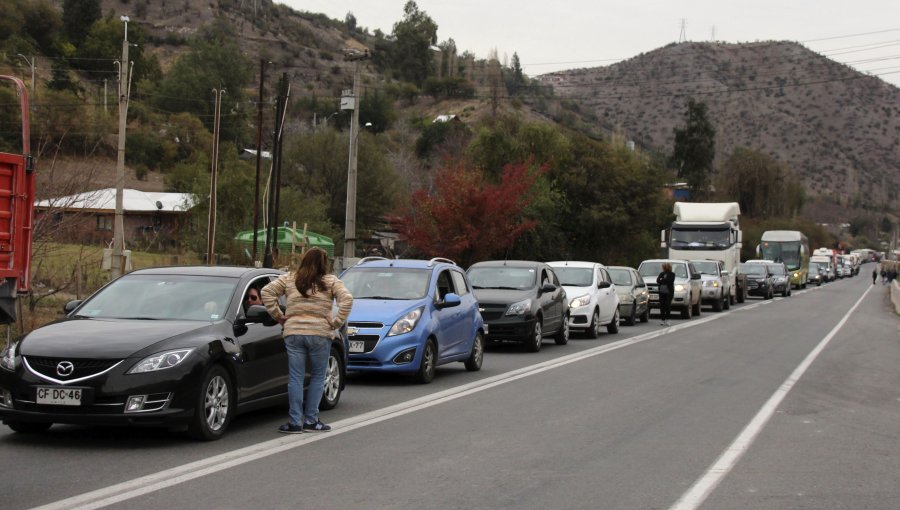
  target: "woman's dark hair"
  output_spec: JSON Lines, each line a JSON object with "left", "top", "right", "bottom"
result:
{"left": 662, "top": 262, "right": 673, "bottom": 272}
{"left": 294, "top": 247, "right": 329, "bottom": 297}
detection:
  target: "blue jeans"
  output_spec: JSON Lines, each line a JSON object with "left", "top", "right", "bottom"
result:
{"left": 284, "top": 334, "right": 330, "bottom": 426}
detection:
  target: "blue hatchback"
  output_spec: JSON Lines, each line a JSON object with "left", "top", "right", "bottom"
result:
{"left": 340, "top": 257, "right": 485, "bottom": 383}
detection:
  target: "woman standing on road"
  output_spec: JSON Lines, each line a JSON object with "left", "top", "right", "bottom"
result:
{"left": 656, "top": 262, "right": 676, "bottom": 327}
{"left": 262, "top": 247, "right": 353, "bottom": 434}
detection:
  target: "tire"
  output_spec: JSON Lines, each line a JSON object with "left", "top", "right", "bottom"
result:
{"left": 587, "top": 309, "right": 601, "bottom": 338}
{"left": 782, "top": 287, "right": 789, "bottom": 297}
{"left": 737, "top": 284, "right": 746, "bottom": 303}
{"left": 640, "top": 306, "right": 649, "bottom": 323}
{"left": 606, "top": 309, "right": 620, "bottom": 334}
{"left": 188, "top": 364, "right": 233, "bottom": 441}
{"left": 625, "top": 304, "right": 636, "bottom": 326}
{"left": 319, "top": 347, "right": 344, "bottom": 411}
{"left": 681, "top": 303, "right": 691, "bottom": 319}
{"left": 464, "top": 332, "right": 484, "bottom": 371}
{"left": 692, "top": 296, "right": 701, "bottom": 316}
{"left": 724, "top": 292, "right": 731, "bottom": 310}
{"left": 554, "top": 315, "right": 570, "bottom": 345}
{"left": 7, "top": 421, "right": 52, "bottom": 434}
{"left": 414, "top": 339, "right": 436, "bottom": 384}
{"left": 712, "top": 294, "right": 723, "bottom": 312}
{"left": 524, "top": 319, "right": 543, "bottom": 353}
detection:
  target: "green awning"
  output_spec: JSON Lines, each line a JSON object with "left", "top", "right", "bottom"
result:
{"left": 234, "top": 227, "right": 334, "bottom": 258}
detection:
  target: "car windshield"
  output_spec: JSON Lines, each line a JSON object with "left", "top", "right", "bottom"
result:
{"left": 74, "top": 274, "right": 238, "bottom": 321}
{"left": 468, "top": 266, "right": 537, "bottom": 290}
{"left": 638, "top": 262, "right": 688, "bottom": 278}
{"left": 607, "top": 268, "right": 632, "bottom": 286}
{"left": 670, "top": 227, "right": 731, "bottom": 249}
{"left": 767, "top": 264, "right": 786, "bottom": 275}
{"left": 741, "top": 264, "right": 767, "bottom": 276}
{"left": 553, "top": 267, "right": 594, "bottom": 286}
{"left": 691, "top": 261, "right": 720, "bottom": 275}
{"left": 341, "top": 267, "right": 430, "bottom": 300}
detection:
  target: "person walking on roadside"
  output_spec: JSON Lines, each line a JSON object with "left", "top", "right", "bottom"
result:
{"left": 656, "top": 262, "right": 676, "bottom": 327}
{"left": 873, "top": 267, "right": 878, "bottom": 284}
{"left": 262, "top": 247, "right": 353, "bottom": 434}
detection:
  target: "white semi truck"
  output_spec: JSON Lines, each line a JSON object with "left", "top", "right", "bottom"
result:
{"left": 661, "top": 202, "right": 747, "bottom": 305}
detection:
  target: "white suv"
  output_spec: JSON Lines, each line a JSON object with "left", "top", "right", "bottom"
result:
{"left": 547, "top": 261, "right": 620, "bottom": 338}
{"left": 690, "top": 259, "right": 730, "bottom": 312}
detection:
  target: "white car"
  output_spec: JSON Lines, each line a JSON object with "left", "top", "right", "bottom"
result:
{"left": 547, "top": 261, "right": 620, "bottom": 338}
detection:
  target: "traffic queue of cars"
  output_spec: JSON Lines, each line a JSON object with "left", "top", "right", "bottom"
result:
{"left": 0, "top": 252, "right": 854, "bottom": 440}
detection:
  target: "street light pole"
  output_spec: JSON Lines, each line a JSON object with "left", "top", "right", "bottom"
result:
{"left": 342, "top": 48, "right": 369, "bottom": 264}
{"left": 111, "top": 15, "right": 131, "bottom": 280}
{"left": 16, "top": 54, "right": 35, "bottom": 96}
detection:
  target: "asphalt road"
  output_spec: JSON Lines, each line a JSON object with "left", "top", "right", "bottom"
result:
{"left": 2, "top": 270, "right": 897, "bottom": 510}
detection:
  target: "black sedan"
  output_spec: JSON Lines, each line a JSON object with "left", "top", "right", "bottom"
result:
{"left": 0, "top": 266, "right": 347, "bottom": 440}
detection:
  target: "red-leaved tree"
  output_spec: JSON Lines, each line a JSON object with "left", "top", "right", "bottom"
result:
{"left": 391, "top": 160, "right": 545, "bottom": 267}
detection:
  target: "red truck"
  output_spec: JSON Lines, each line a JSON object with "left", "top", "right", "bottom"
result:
{"left": 0, "top": 76, "right": 36, "bottom": 324}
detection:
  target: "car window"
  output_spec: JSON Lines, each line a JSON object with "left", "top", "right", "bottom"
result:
{"left": 608, "top": 268, "right": 632, "bottom": 286}
{"left": 436, "top": 270, "right": 456, "bottom": 300}
{"left": 342, "top": 267, "right": 431, "bottom": 300}
{"left": 450, "top": 271, "right": 469, "bottom": 296}
{"left": 468, "top": 266, "right": 537, "bottom": 290}
{"left": 553, "top": 267, "right": 594, "bottom": 286}
{"left": 241, "top": 275, "right": 276, "bottom": 315}
{"left": 75, "top": 274, "right": 239, "bottom": 321}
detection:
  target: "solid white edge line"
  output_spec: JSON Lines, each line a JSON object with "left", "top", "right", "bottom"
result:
{"left": 667, "top": 283, "right": 874, "bottom": 510}
{"left": 32, "top": 312, "right": 734, "bottom": 510}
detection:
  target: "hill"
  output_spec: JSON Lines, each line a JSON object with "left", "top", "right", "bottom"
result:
{"left": 542, "top": 41, "right": 900, "bottom": 213}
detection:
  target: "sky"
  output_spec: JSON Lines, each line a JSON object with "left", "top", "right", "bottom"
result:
{"left": 282, "top": 0, "right": 900, "bottom": 88}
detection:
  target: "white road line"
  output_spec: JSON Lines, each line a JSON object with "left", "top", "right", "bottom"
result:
{"left": 33, "top": 313, "right": 733, "bottom": 510}
{"left": 668, "top": 283, "right": 873, "bottom": 510}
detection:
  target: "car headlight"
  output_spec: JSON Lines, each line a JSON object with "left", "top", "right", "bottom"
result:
{"left": 674, "top": 284, "right": 685, "bottom": 292}
{"left": 128, "top": 349, "right": 193, "bottom": 374}
{"left": 703, "top": 281, "right": 718, "bottom": 288}
{"left": 388, "top": 307, "right": 423, "bottom": 336}
{"left": 569, "top": 294, "right": 590, "bottom": 308}
{"left": 0, "top": 341, "right": 17, "bottom": 372}
{"left": 506, "top": 299, "right": 532, "bottom": 316}
{"left": 793, "top": 272, "right": 799, "bottom": 279}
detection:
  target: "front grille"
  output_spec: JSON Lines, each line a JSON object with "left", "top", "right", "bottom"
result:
{"left": 479, "top": 304, "right": 507, "bottom": 322}
{"left": 348, "top": 334, "right": 380, "bottom": 353}
{"left": 25, "top": 357, "right": 122, "bottom": 383}
{"left": 348, "top": 321, "right": 384, "bottom": 329}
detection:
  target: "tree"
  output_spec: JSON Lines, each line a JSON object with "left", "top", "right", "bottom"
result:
{"left": 507, "top": 52, "right": 525, "bottom": 96}
{"left": 390, "top": 1, "right": 438, "bottom": 86}
{"left": 62, "top": 0, "right": 101, "bottom": 46}
{"left": 76, "top": 15, "right": 161, "bottom": 84}
{"left": 717, "top": 147, "right": 804, "bottom": 219}
{"left": 670, "top": 98, "right": 715, "bottom": 199}
{"left": 392, "top": 161, "right": 545, "bottom": 267}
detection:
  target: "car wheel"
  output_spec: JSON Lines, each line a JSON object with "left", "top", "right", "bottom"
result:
{"left": 319, "top": 346, "right": 344, "bottom": 410}
{"left": 188, "top": 364, "right": 233, "bottom": 441}
{"left": 681, "top": 303, "right": 691, "bottom": 319}
{"left": 464, "top": 332, "right": 484, "bottom": 371}
{"left": 724, "top": 292, "right": 731, "bottom": 310}
{"left": 6, "top": 421, "right": 52, "bottom": 434}
{"left": 414, "top": 339, "right": 436, "bottom": 384}
{"left": 587, "top": 309, "right": 601, "bottom": 338}
{"left": 607, "top": 309, "right": 620, "bottom": 334}
{"left": 625, "top": 304, "right": 636, "bottom": 326}
{"left": 782, "top": 287, "right": 789, "bottom": 297}
{"left": 640, "top": 305, "right": 649, "bottom": 323}
{"left": 737, "top": 285, "right": 746, "bottom": 303}
{"left": 692, "top": 296, "right": 701, "bottom": 316}
{"left": 525, "top": 319, "right": 543, "bottom": 353}
{"left": 713, "top": 294, "right": 723, "bottom": 312}
{"left": 555, "top": 315, "right": 570, "bottom": 345}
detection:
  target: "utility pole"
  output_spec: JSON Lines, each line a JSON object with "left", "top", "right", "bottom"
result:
{"left": 342, "top": 48, "right": 370, "bottom": 264}
{"left": 207, "top": 88, "right": 225, "bottom": 265}
{"left": 252, "top": 60, "right": 268, "bottom": 266}
{"left": 111, "top": 16, "right": 131, "bottom": 280}
{"left": 263, "top": 74, "right": 289, "bottom": 269}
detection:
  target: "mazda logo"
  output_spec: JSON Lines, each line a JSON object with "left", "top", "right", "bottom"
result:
{"left": 56, "top": 361, "right": 75, "bottom": 377}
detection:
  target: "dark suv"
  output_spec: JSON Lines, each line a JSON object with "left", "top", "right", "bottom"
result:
{"left": 467, "top": 260, "right": 569, "bottom": 352}
{"left": 741, "top": 262, "right": 775, "bottom": 299}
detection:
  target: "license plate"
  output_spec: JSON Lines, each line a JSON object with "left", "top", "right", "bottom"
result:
{"left": 36, "top": 387, "right": 82, "bottom": 406}
{"left": 650, "top": 293, "right": 658, "bottom": 300}
{"left": 349, "top": 340, "right": 365, "bottom": 353}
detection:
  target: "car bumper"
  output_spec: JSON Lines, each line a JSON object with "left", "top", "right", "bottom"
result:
{"left": 0, "top": 363, "right": 203, "bottom": 428}
{"left": 483, "top": 316, "right": 537, "bottom": 343}
{"left": 701, "top": 288, "right": 721, "bottom": 300}
{"left": 568, "top": 304, "right": 595, "bottom": 330}
{"left": 347, "top": 330, "right": 429, "bottom": 373}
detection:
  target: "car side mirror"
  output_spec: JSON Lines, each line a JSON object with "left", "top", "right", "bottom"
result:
{"left": 691, "top": 273, "right": 701, "bottom": 280}
{"left": 436, "top": 292, "right": 461, "bottom": 309}
{"left": 540, "top": 283, "right": 557, "bottom": 293}
{"left": 64, "top": 300, "right": 82, "bottom": 314}
{"left": 598, "top": 281, "right": 612, "bottom": 289}
{"left": 241, "top": 304, "right": 278, "bottom": 327}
